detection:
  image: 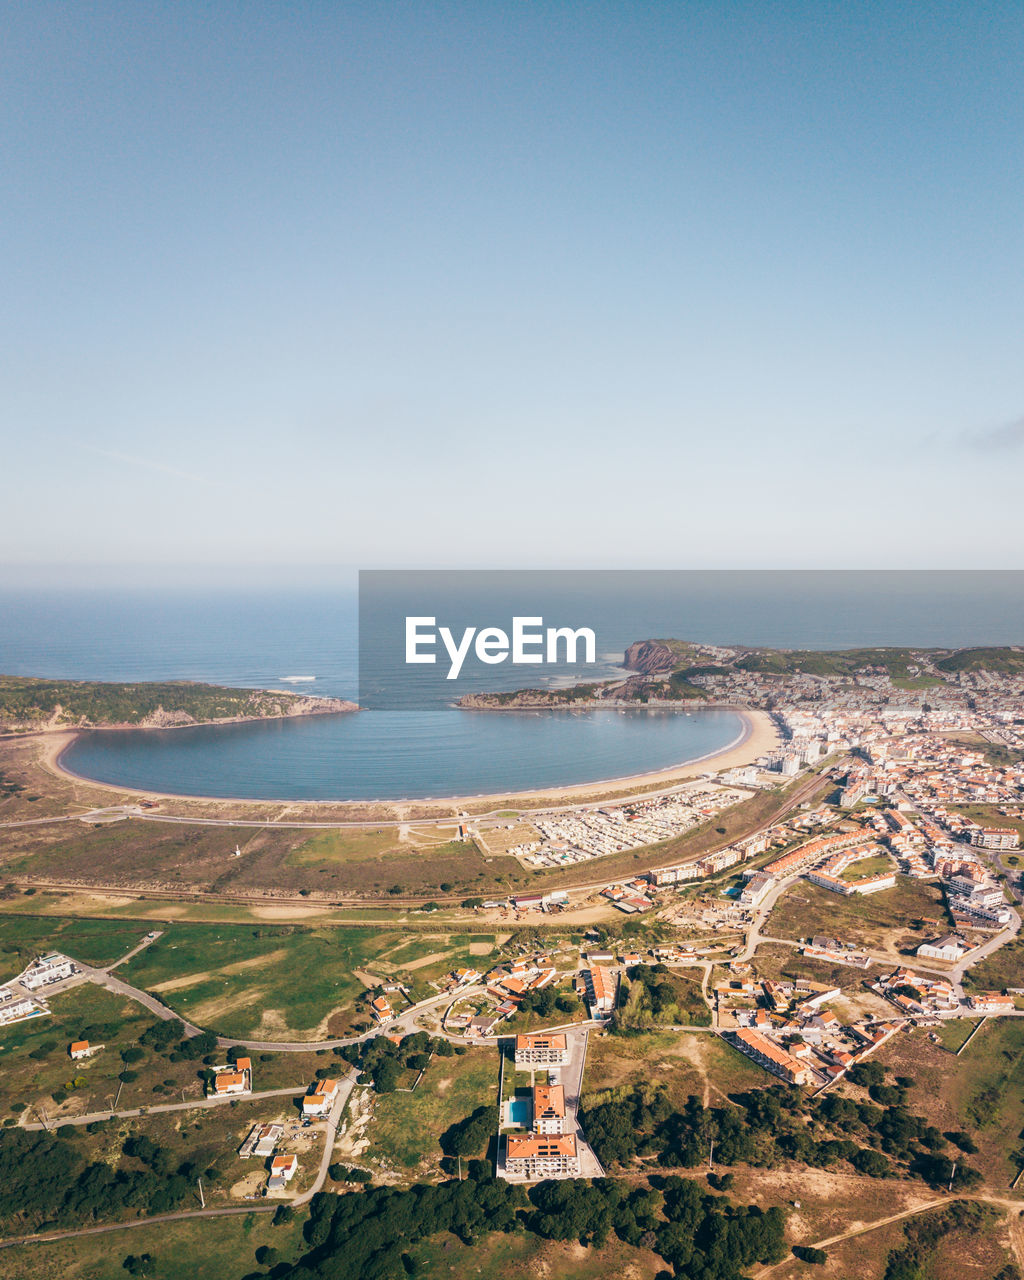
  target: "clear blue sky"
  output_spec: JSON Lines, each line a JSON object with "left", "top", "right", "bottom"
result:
{"left": 3, "top": 1, "right": 1023, "bottom": 581}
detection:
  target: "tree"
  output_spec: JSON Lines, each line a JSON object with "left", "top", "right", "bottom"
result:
{"left": 441, "top": 1107, "right": 493, "bottom": 1158}
{"left": 851, "top": 1147, "right": 889, "bottom": 1177}
{"left": 122, "top": 1256, "right": 153, "bottom": 1276}
{"left": 849, "top": 1061, "right": 886, "bottom": 1088}
{"left": 372, "top": 1059, "right": 401, "bottom": 1093}
{"left": 794, "top": 1245, "right": 828, "bottom": 1264}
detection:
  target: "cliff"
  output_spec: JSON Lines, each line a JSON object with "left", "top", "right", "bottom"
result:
{"left": 623, "top": 640, "right": 678, "bottom": 676}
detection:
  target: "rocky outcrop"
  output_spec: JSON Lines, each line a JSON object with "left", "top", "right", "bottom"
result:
{"left": 623, "top": 640, "right": 677, "bottom": 675}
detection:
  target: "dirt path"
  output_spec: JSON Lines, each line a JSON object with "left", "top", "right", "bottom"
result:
{"left": 753, "top": 1195, "right": 1024, "bottom": 1276}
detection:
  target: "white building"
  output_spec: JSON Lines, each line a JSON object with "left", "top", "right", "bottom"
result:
{"left": 532, "top": 1085, "right": 566, "bottom": 1136}
{"left": 505, "top": 1133, "right": 580, "bottom": 1179}
{"left": 21, "top": 954, "right": 75, "bottom": 990}
{"left": 969, "top": 828, "right": 1020, "bottom": 851}
{"left": 302, "top": 1078, "right": 340, "bottom": 1116}
{"left": 740, "top": 873, "right": 774, "bottom": 908}
{"left": 917, "top": 935, "right": 970, "bottom": 962}
{"left": 268, "top": 1154, "right": 298, "bottom": 1190}
{"left": 514, "top": 1033, "right": 569, "bottom": 1066}
{"left": 0, "top": 992, "right": 41, "bottom": 1026}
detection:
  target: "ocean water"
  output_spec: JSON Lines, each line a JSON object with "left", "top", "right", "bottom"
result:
{"left": 1, "top": 574, "right": 1021, "bottom": 801}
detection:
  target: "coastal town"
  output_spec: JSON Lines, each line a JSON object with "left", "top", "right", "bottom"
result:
{"left": 1, "top": 641, "right": 1024, "bottom": 1278}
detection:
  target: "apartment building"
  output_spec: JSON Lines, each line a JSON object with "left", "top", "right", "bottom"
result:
{"left": 581, "top": 966, "right": 615, "bottom": 1019}
{"left": 969, "top": 827, "right": 1020, "bottom": 851}
{"left": 732, "top": 1028, "right": 811, "bottom": 1085}
{"left": 505, "top": 1133, "right": 580, "bottom": 1179}
{"left": 532, "top": 1084, "right": 566, "bottom": 1135}
{"left": 514, "top": 1033, "right": 569, "bottom": 1066}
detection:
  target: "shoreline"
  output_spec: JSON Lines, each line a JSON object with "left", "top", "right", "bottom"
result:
{"left": 40, "top": 705, "right": 782, "bottom": 812}
{"left": 0, "top": 701, "right": 356, "bottom": 741}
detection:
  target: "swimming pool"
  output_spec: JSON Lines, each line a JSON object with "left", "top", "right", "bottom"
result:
{"left": 508, "top": 1097, "right": 531, "bottom": 1127}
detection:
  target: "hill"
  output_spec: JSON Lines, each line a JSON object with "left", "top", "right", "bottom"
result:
{"left": 0, "top": 676, "right": 356, "bottom": 733}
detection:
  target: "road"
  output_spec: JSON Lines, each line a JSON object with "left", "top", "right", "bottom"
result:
{"left": 2, "top": 1073, "right": 358, "bottom": 1250}
{"left": 22, "top": 1085, "right": 308, "bottom": 1130}
{"left": 104, "top": 930, "right": 163, "bottom": 971}
{"left": 0, "top": 752, "right": 834, "bottom": 918}
{"left": 292, "top": 1072, "right": 356, "bottom": 1207}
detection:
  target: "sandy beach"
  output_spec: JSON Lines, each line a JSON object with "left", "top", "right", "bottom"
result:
{"left": 30, "top": 705, "right": 782, "bottom": 818}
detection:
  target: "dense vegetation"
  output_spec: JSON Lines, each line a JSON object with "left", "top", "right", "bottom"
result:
{"left": 336, "top": 1030, "right": 457, "bottom": 1093}
{"left": 264, "top": 1172, "right": 787, "bottom": 1280}
{"left": 0, "top": 1128, "right": 207, "bottom": 1232}
{"left": 732, "top": 647, "right": 934, "bottom": 679}
{"left": 581, "top": 1080, "right": 982, "bottom": 1191}
{"left": 935, "top": 647, "right": 1024, "bottom": 675}
{"left": 882, "top": 1201, "right": 1009, "bottom": 1280}
{"left": 612, "top": 963, "right": 711, "bottom": 1033}
{"left": 0, "top": 675, "right": 340, "bottom": 729}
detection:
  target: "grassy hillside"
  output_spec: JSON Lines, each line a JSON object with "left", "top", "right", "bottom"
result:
{"left": 733, "top": 646, "right": 934, "bottom": 678}
{"left": 935, "top": 647, "right": 1024, "bottom": 674}
{"left": 0, "top": 675, "right": 347, "bottom": 730}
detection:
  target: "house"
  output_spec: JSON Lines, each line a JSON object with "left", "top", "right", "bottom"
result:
{"left": 968, "top": 993, "right": 1016, "bottom": 1013}
{"left": 302, "top": 1078, "right": 340, "bottom": 1117}
{"left": 0, "top": 994, "right": 40, "bottom": 1027}
{"left": 213, "top": 1071, "right": 249, "bottom": 1096}
{"left": 514, "top": 1033, "right": 569, "bottom": 1066}
{"left": 239, "top": 1123, "right": 284, "bottom": 1159}
{"left": 21, "top": 954, "right": 76, "bottom": 990}
{"left": 505, "top": 1133, "right": 580, "bottom": 1179}
{"left": 532, "top": 1084, "right": 566, "bottom": 1135}
{"left": 466, "top": 1014, "right": 500, "bottom": 1038}
{"left": 212, "top": 1058, "right": 252, "bottom": 1096}
{"left": 69, "top": 1040, "right": 92, "bottom": 1060}
{"left": 267, "top": 1154, "right": 298, "bottom": 1190}
{"left": 370, "top": 995, "right": 394, "bottom": 1024}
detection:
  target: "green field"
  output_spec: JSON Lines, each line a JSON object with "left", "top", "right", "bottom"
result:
{"left": 0, "top": 913, "right": 152, "bottom": 980}
{"left": 748, "top": 941, "right": 877, "bottom": 992}
{"left": 117, "top": 922, "right": 382, "bottom": 1038}
{"left": 284, "top": 827, "right": 407, "bottom": 865}
{"left": 0, "top": 1210, "right": 666, "bottom": 1280}
{"left": 962, "top": 931, "right": 1024, "bottom": 992}
{"left": 584, "top": 1027, "right": 759, "bottom": 1112}
{"left": 878, "top": 1020, "right": 1024, "bottom": 1188}
{"left": 950, "top": 803, "right": 1024, "bottom": 840}
{"left": 362, "top": 1047, "right": 498, "bottom": 1181}
{"left": 767, "top": 876, "right": 947, "bottom": 950}
{"left": 117, "top": 922, "right": 503, "bottom": 1039}
{"left": 933, "top": 1018, "right": 982, "bottom": 1052}
{"left": 0, "top": 812, "right": 527, "bottom": 899}
{"left": 407, "top": 1228, "right": 665, "bottom": 1280}
{"left": 840, "top": 853, "right": 894, "bottom": 881}
{"left": 0, "top": 1208, "right": 307, "bottom": 1279}
{"left": 0, "top": 674, "right": 333, "bottom": 731}
{"left": 0, "top": 985, "right": 160, "bottom": 1120}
